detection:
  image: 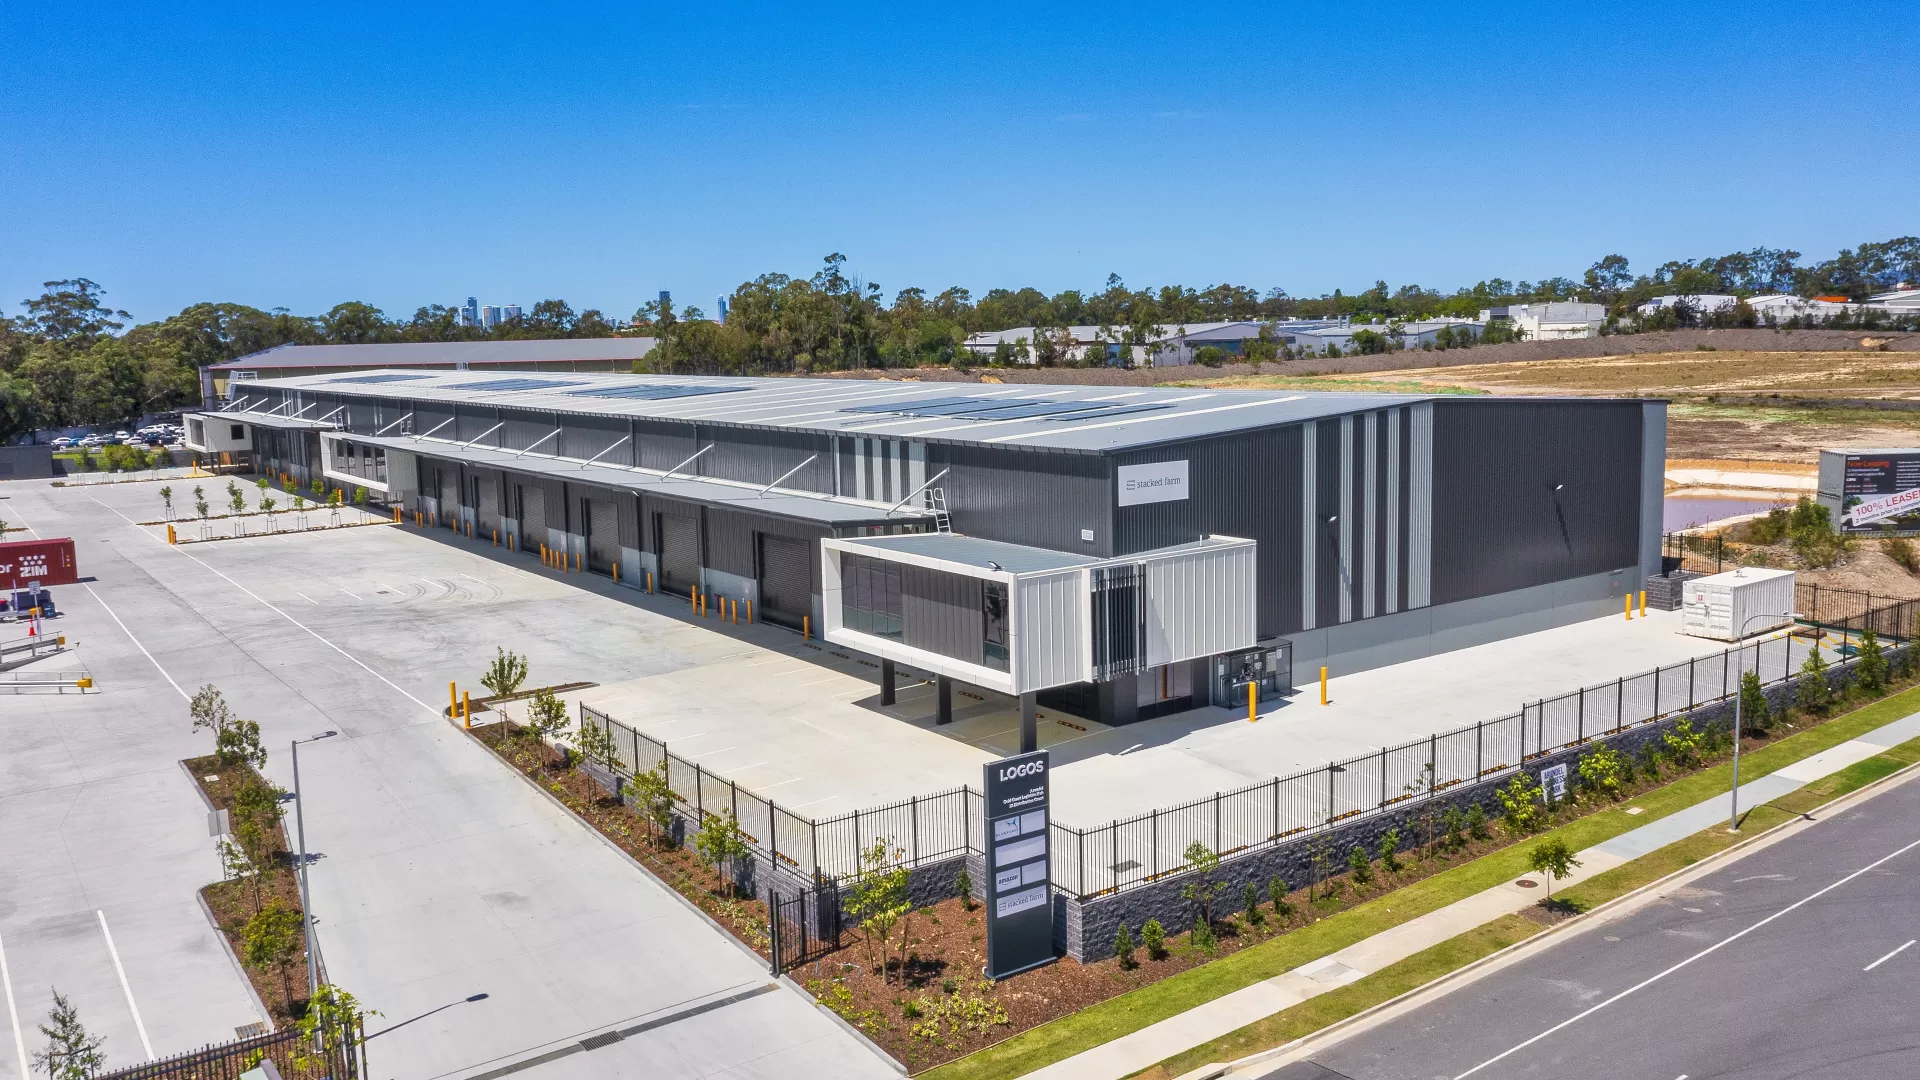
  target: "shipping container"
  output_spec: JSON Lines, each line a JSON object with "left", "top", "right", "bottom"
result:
{"left": 1681, "top": 567, "right": 1796, "bottom": 641}
{"left": 0, "top": 538, "right": 79, "bottom": 588}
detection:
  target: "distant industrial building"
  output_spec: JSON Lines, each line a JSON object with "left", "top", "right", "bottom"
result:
{"left": 1478, "top": 301, "right": 1607, "bottom": 340}
{"left": 198, "top": 339, "right": 657, "bottom": 404}
{"left": 185, "top": 371, "right": 1664, "bottom": 741}
{"left": 961, "top": 318, "right": 1486, "bottom": 366}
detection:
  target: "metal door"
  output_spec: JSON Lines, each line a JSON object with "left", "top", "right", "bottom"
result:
{"left": 586, "top": 496, "right": 619, "bottom": 575}
{"left": 476, "top": 472, "right": 500, "bottom": 532}
{"left": 657, "top": 512, "right": 701, "bottom": 594}
{"left": 518, "top": 483, "right": 546, "bottom": 548}
{"left": 757, "top": 533, "right": 812, "bottom": 629}
{"left": 438, "top": 466, "right": 460, "bottom": 529}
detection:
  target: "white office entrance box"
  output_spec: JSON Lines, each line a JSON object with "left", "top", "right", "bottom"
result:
{"left": 1681, "top": 567, "right": 1796, "bottom": 641}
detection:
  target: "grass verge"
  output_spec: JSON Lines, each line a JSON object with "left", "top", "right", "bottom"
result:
{"left": 921, "top": 684, "right": 1920, "bottom": 1080}
{"left": 1140, "top": 731, "right": 1920, "bottom": 1079}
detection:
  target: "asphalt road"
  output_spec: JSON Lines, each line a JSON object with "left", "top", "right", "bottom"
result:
{"left": 1261, "top": 766, "right": 1920, "bottom": 1080}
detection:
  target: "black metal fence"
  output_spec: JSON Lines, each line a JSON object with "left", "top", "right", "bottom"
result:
{"left": 580, "top": 705, "right": 977, "bottom": 881}
{"left": 97, "top": 1025, "right": 361, "bottom": 1080}
{"left": 583, "top": 587, "right": 1914, "bottom": 906}
{"left": 767, "top": 881, "right": 842, "bottom": 972}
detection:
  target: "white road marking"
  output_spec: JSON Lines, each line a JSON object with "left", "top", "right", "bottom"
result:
{"left": 338, "top": 586, "right": 363, "bottom": 600}
{"left": 294, "top": 591, "right": 318, "bottom": 605}
{"left": 82, "top": 583, "right": 186, "bottom": 701}
{"left": 757, "top": 777, "right": 806, "bottom": 790}
{"left": 1454, "top": 833, "right": 1920, "bottom": 1079}
{"left": 97, "top": 911, "right": 155, "bottom": 1061}
{"left": 461, "top": 573, "right": 486, "bottom": 583}
{"left": 0, "top": 929, "right": 29, "bottom": 1080}
{"left": 1864, "top": 939, "right": 1916, "bottom": 971}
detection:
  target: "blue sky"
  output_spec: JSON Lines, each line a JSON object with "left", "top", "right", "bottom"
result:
{"left": 3, "top": 1, "right": 1914, "bottom": 324}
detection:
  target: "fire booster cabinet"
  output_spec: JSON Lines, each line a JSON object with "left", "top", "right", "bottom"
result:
{"left": 1681, "top": 567, "right": 1796, "bottom": 641}
{"left": 0, "top": 538, "right": 78, "bottom": 589}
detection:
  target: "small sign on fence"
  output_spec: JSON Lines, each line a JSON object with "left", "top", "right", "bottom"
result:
{"left": 1539, "top": 763, "right": 1568, "bottom": 801}
{"left": 983, "top": 749, "right": 1054, "bottom": 979}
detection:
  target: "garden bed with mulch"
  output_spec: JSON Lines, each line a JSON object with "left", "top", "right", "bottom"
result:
{"left": 462, "top": 682, "right": 1906, "bottom": 1075}
{"left": 185, "top": 756, "right": 312, "bottom": 1029}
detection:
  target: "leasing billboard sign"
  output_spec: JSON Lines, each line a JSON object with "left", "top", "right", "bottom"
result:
{"left": 1835, "top": 452, "right": 1920, "bottom": 533}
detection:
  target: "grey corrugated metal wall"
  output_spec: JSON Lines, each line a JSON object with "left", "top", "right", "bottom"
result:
{"left": 938, "top": 445, "right": 1111, "bottom": 555}
{"left": 1428, "top": 399, "right": 1643, "bottom": 604}
{"left": 901, "top": 565, "right": 984, "bottom": 665}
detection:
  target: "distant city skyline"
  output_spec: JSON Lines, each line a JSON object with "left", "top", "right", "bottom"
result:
{"left": 3, "top": 1, "right": 1914, "bottom": 324}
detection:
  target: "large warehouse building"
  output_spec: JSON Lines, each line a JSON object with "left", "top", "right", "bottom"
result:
{"left": 188, "top": 372, "right": 1664, "bottom": 745}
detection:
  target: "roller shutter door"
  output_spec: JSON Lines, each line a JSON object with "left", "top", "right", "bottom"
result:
{"left": 518, "top": 483, "right": 545, "bottom": 548}
{"left": 477, "top": 473, "right": 500, "bottom": 533}
{"left": 757, "top": 533, "right": 812, "bottom": 629}
{"left": 439, "top": 467, "right": 460, "bottom": 529}
{"left": 657, "top": 513, "right": 701, "bottom": 594}
{"left": 586, "top": 496, "right": 619, "bottom": 575}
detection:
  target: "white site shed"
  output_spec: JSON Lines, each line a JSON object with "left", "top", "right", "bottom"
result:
{"left": 1681, "top": 567, "right": 1797, "bottom": 641}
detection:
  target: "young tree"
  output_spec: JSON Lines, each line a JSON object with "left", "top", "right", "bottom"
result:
{"left": 953, "top": 867, "right": 974, "bottom": 910}
{"left": 1242, "top": 879, "right": 1264, "bottom": 925}
{"left": 1268, "top": 876, "right": 1291, "bottom": 920}
{"left": 1796, "top": 645, "right": 1832, "bottom": 715}
{"left": 291, "top": 985, "right": 376, "bottom": 1076}
{"left": 522, "top": 688, "right": 569, "bottom": 745}
{"left": 353, "top": 486, "right": 369, "bottom": 509}
{"left": 1855, "top": 630, "right": 1888, "bottom": 695}
{"left": 1180, "top": 841, "right": 1229, "bottom": 930}
{"left": 242, "top": 901, "right": 305, "bottom": 1011}
{"left": 570, "top": 715, "right": 618, "bottom": 767}
{"left": 31, "top": 990, "right": 105, "bottom": 1080}
{"left": 628, "top": 761, "right": 676, "bottom": 845}
{"left": 1114, "top": 923, "right": 1136, "bottom": 969}
{"left": 217, "top": 717, "right": 268, "bottom": 770}
{"left": 189, "top": 684, "right": 233, "bottom": 741}
{"left": 1737, "top": 669, "right": 1772, "bottom": 736}
{"left": 1527, "top": 838, "right": 1582, "bottom": 899}
{"left": 158, "top": 485, "right": 174, "bottom": 519}
{"left": 481, "top": 647, "right": 529, "bottom": 697}
{"left": 1466, "top": 803, "right": 1490, "bottom": 841}
{"left": 845, "top": 840, "right": 911, "bottom": 978}
{"left": 694, "top": 810, "right": 754, "bottom": 897}
{"left": 1662, "top": 717, "right": 1704, "bottom": 767}
{"left": 1347, "top": 844, "right": 1373, "bottom": 885}
{"left": 1496, "top": 774, "right": 1546, "bottom": 836}
{"left": 1378, "top": 827, "right": 1402, "bottom": 874}
{"left": 1576, "top": 744, "right": 1625, "bottom": 801}
{"left": 1140, "top": 917, "right": 1167, "bottom": 960}
{"left": 193, "top": 485, "right": 209, "bottom": 523}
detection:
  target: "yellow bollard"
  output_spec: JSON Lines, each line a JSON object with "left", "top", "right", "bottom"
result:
{"left": 493, "top": 528, "right": 498, "bottom": 547}
{"left": 509, "top": 533, "right": 516, "bottom": 552}
{"left": 646, "top": 571, "right": 653, "bottom": 593}
{"left": 804, "top": 614, "right": 811, "bottom": 640}
{"left": 1320, "top": 666, "right": 1328, "bottom": 706}
{"left": 1247, "top": 681, "right": 1256, "bottom": 723}
{"left": 449, "top": 681, "right": 458, "bottom": 718}
{"left": 462, "top": 690, "right": 472, "bottom": 730}
{"left": 746, "top": 599, "right": 753, "bottom": 624}
{"left": 575, "top": 552, "right": 581, "bottom": 573}
{"left": 541, "top": 543, "right": 549, "bottom": 565}
{"left": 1639, "top": 590, "right": 1647, "bottom": 618}
{"left": 1625, "top": 593, "right": 1633, "bottom": 620}
{"left": 393, "top": 506, "right": 401, "bottom": 523}
{"left": 167, "top": 524, "right": 177, "bottom": 545}
{"left": 612, "top": 562, "right": 620, "bottom": 583}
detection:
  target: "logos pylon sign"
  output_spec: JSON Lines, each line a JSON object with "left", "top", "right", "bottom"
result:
{"left": 982, "top": 749, "right": 1055, "bottom": 979}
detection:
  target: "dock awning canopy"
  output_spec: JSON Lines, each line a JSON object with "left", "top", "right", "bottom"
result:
{"left": 359, "top": 432, "right": 935, "bottom": 528}
{"left": 187, "top": 408, "right": 338, "bottom": 432}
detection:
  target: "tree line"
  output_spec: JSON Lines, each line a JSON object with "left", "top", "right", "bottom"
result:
{"left": 2, "top": 236, "right": 1914, "bottom": 438}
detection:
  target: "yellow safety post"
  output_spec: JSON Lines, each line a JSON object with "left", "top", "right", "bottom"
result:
{"left": 55, "top": 636, "right": 65, "bottom": 646}
{"left": 1247, "top": 681, "right": 1257, "bottom": 723}
{"left": 541, "top": 543, "right": 548, "bottom": 565}
{"left": 575, "top": 552, "right": 582, "bottom": 573}
{"left": 1625, "top": 593, "right": 1633, "bottom": 620}
{"left": 462, "top": 690, "right": 472, "bottom": 730}
{"left": 612, "top": 562, "right": 620, "bottom": 583}
{"left": 76, "top": 677, "right": 93, "bottom": 689}
{"left": 393, "top": 506, "right": 401, "bottom": 523}
{"left": 1320, "top": 666, "right": 1328, "bottom": 706}
{"left": 449, "top": 681, "right": 458, "bottom": 718}
{"left": 509, "top": 533, "right": 516, "bottom": 552}
{"left": 167, "top": 524, "right": 177, "bottom": 545}
{"left": 804, "top": 615, "right": 811, "bottom": 640}
{"left": 646, "top": 571, "right": 653, "bottom": 593}
{"left": 1638, "top": 590, "right": 1647, "bottom": 618}
{"left": 746, "top": 599, "right": 753, "bottom": 624}
{"left": 493, "top": 528, "right": 498, "bottom": 547}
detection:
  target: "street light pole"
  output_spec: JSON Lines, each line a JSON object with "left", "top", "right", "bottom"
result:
{"left": 1730, "top": 612, "right": 1800, "bottom": 833}
{"left": 292, "top": 730, "right": 338, "bottom": 999}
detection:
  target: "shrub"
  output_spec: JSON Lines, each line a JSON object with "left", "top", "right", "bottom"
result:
{"left": 845, "top": 841, "right": 912, "bottom": 978}
{"left": 1576, "top": 744, "right": 1625, "bottom": 801}
{"left": 1796, "top": 645, "right": 1832, "bottom": 715}
{"left": 1662, "top": 717, "right": 1703, "bottom": 768}
{"left": 1885, "top": 535, "right": 1919, "bottom": 573}
{"left": 1856, "top": 630, "right": 1888, "bottom": 695}
{"left": 1496, "top": 774, "right": 1546, "bottom": 836}
{"left": 1180, "top": 841, "right": 1228, "bottom": 928}
{"left": 1441, "top": 804, "right": 1467, "bottom": 847}
{"left": 1243, "top": 880, "right": 1263, "bottom": 925}
{"left": 1141, "top": 918, "right": 1167, "bottom": 959}
{"left": 629, "top": 762, "right": 676, "bottom": 844}
{"left": 1466, "top": 803, "right": 1489, "bottom": 841}
{"left": 1114, "top": 923, "right": 1136, "bottom": 969}
{"left": 1269, "top": 876, "right": 1291, "bottom": 919}
{"left": 1379, "top": 828, "right": 1402, "bottom": 874}
{"left": 1190, "top": 911, "right": 1217, "bottom": 952}
{"left": 1737, "top": 669, "right": 1772, "bottom": 736}
{"left": 1787, "top": 497, "right": 1849, "bottom": 567}
{"left": 1347, "top": 844, "right": 1372, "bottom": 885}
{"left": 954, "top": 867, "right": 974, "bottom": 909}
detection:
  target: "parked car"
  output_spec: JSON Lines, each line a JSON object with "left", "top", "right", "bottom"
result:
{"left": 51, "top": 437, "right": 73, "bottom": 449}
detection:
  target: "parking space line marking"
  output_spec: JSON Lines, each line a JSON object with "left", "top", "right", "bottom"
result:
{"left": 1864, "top": 939, "right": 1915, "bottom": 971}
{"left": 461, "top": 573, "right": 486, "bottom": 583}
{"left": 338, "top": 586, "right": 363, "bottom": 600}
{"left": 295, "top": 591, "right": 318, "bottom": 605}
{"left": 82, "top": 583, "right": 187, "bottom": 701}
{"left": 757, "top": 777, "right": 805, "bottom": 790}
{"left": 97, "top": 911, "right": 155, "bottom": 1061}
{"left": 1455, "top": 833, "right": 1920, "bottom": 1078}
{"left": 1, "top": 929, "right": 28, "bottom": 1080}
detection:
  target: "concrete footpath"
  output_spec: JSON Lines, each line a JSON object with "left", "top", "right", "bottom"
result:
{"left": 1025, "top": 709, "right": 1920, "bottom": 1080}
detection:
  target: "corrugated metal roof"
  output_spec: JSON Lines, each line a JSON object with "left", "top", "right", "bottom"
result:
{"left": 348, "top": 432, "right": 928, "bottom": 526}
{"left": 837, "top": 533, "right": 1102, "bottom": 573}
{"left": 208, "top": 339, "right": 658, "bottom": 370}
{"left": 265, "top": 368, "right": 1435, "bottom": 453}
